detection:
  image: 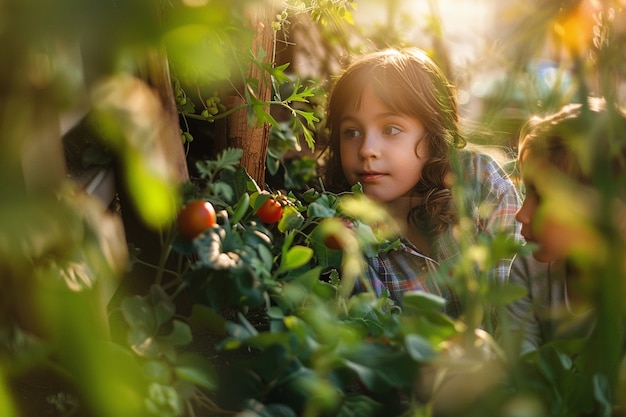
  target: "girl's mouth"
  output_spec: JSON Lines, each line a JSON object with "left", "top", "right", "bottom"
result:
{"left": 521, "top": 233, "right": 535, "bottom": 244}
{"left": 358, "top": 171, "right": 385, "bottom": 182}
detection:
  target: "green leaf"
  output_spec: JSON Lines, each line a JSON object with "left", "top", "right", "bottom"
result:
{"left": 187, "top": 304, "right": 227, "bottom": 335}
{"left": 225, "top": 318, "right": 258, "bottom": 342}
{"left": 278, "top": 205, "right": 304, "bottom": 233}
{"left": 404, "top": 334, "right": 437, "bottom": 362}
{"left": 536, "top": 345, "right": 573, "bottom": 383}
{"left": 280, "top": 228, "right": 297, "bottom": 251}
{"left": 195, "top": 147, "right": 243, "bottom": 197}
{"left": 279, "top": 267, "right": 328, "bottom": 307}
{"left": 307, "top": 194, "right": 338, "bottom": 218}
{"left": 243, "top": 401, "right": 298, "bottom": 417}
{"left": 164, "top": 24, "right": 233, "bottom": 84}
{"left": 302, "top": 125, "right": 316, "bottom": 151}
{"left": 174, "top": 353, "right": 217, "bottom": 390}
{"left": 484, "top": 282, "right": 528, "bottom": 306}
{"left": 256, "top": 46, "right": 267, "bottom": 61}
{"left": 288, "top": 266, "right": 323, "bottom": 287}
{"left": 153, "top": 300, "right": 175, "bottom": 328}
{"left": 243, "top": 332, "right": 292, "bottom": 350}
{"left": 144, "top": 360, "right": 172, "bottom": 384}
{"left": 344, "top": 343, "right": 417, "bottom": 391}
{"left": 151, "top": 286, "right": 175, "bottom": 326}
{"left": 593, "top": 374, "right": 612, "bottom": 414}
{"left": 402, "top": 291, "right": 446, "bottom": 313}
{"left": 293, "top": 108, "right": 320, "bottom": 125}
{"left": 336, "top": 394, "right": 383, "bottom": 417}
{"left": 254, "top": 104, "right": 280, "bottom": 128}
{"left": 223, "top": 165, "right": 259, "bottom": 199}
{"left": 213, "top": 148, "right": 243, "bottom": 173}
{"left": 211, "top": 182, "right": 234, "bottom": 202}
{"left": 121, "top": 296, "right": 155, "bottom": 332}
{"left": 266, "top": 153, "right": 280, "bottom": 175}
{"left": 350, "top": 183, "right": 364, "bottom": 194}
{"left": 124, "top": 152, "right": 178, "bottom": 228}
{"left": 343, "top": 361, "right": 379, "bottom": 391}
{"left": 128, "top": 326, "right": 159, "bottom": 357}
{"left": 279, "top": 245, "right": 313, "bottom": 272}
{"left": 267, "top": 63, "right": 292, "bottom": 90}
{"left": 285, "top": 81, "right": 315, "bottom": 103}
{"left": 230, "top": 192, "right": 250, "bottom": 224}
{"left": 162, "top": 320, "right": 193, "bottom": 346}
{"left": 257, "top": 243, "right": 275, "bottom": 271}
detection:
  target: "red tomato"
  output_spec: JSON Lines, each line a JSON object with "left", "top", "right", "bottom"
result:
{"left": 177, "top": 201, "right": 216, "bottom": 240}
{"left": 257, "top": 198, "right": 283, "bottom": 224}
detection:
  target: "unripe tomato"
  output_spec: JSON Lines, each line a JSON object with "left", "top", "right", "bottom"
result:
{"left": 177, "top": 201, "right": 216, "bottom": 240}
{"left": 256, "top": 198, "right": 283, "bottom": 224}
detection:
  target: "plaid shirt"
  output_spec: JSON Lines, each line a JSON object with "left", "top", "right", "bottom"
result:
{"left": 356, "top": 149, "right": 522, "bottom": 318}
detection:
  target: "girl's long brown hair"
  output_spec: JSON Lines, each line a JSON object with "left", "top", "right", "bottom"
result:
{"left": 321, "top": 47, "right": 466, "bottom": 235}
{"left": 518, "top": 99, "right": 626, "bottom": 186}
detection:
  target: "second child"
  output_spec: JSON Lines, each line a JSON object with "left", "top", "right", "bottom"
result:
{"left": 503, "top": 99, "right": 626, "bottom": 353}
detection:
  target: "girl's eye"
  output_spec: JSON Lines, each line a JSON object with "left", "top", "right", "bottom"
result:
{"left": 382, "top": 125, "right": 401, "bottom": 135}
{"left": 524, "top": 183, "right": 542, "bottom": 204}
{"left": 341, "top": 128, "right": 361, "bottom": 139}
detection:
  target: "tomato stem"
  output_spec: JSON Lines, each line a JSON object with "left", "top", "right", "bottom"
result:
{"left": 155, "top": 227, "right": 175, "bottom": 285}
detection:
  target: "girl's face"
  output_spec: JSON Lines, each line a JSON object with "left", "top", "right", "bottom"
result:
{"left": 339, "top": 85, "right": 430, "bottom": 206}
{"left": 515, "top": 181, "right": 570, "bottom": 262}
{"left": 515, "top": 161, "right": 601, "bottom": 263}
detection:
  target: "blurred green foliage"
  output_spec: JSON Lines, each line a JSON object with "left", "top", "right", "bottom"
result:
{"left": 1, "top": 0, "right": 626, "bottom": 416}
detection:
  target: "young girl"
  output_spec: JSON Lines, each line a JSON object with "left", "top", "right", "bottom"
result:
{"left": 322, "top": 47, "right": 522, "bottom": 319}
{"left": 504, "top": 99, "right": 626, "bottom": 353}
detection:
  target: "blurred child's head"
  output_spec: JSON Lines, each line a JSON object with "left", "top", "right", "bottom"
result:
{"left": 515, "top": 99, "right": 626, "bottom": 262}
{"left": 322, "top": 47, "right": 465, "bottom": 234}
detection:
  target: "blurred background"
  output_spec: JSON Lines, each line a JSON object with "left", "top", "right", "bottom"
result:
{"left": 1, "top": 0, "right": 625, "bottom": 416}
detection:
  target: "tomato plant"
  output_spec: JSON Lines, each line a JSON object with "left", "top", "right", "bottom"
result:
{"left": 256, "top": 197, "right": 283, "bottom": 224}
{"left": 177, "top": 201, "right": 216, "bottom": 240}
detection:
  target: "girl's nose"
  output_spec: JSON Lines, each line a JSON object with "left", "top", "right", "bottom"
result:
{"left": 515, "top": 199, "right": 532, "bottom": 225}
{"left": 358, "top": 132, "right": 381, "bottom": 160}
